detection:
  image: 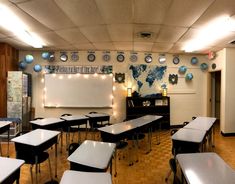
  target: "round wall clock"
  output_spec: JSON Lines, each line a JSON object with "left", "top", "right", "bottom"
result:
{"left": 60, "top": 53, "right": 68, "bottom": 62}
{"left": 71, "top": 52, "right": 79, "bottom": 61}
{"left": 158, "top": 55, "right": 166, "bottom": 64}
{"left": 173, "top": 56, "right": 180, "bottom": 64}
{"left": 212, "top": 63, "right": 216, "bottom": 69}
{"left": 117, "top": 54, "right": 125, "bottom": 62}
{"left": 145, "top": 55, "right": 152, "bottom": 63}
{"left": 87, "top": 53, "right": 96, "bottom": 62}
{"left": 130, "top": 54, "right": 138, "bottom": 62}
{"left": 103, "top": 54, "right": 111, "bottom": 62}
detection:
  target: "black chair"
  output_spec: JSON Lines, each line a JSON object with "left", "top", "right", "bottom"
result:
{"left": 192, "top": 116, "right": 197, "bottom": 120}
{"left": 15, "top": 132, "right": 52, "bottom": 184}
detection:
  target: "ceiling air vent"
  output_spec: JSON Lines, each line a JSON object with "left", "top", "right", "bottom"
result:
{"left": 229, "top": 40, "right": 235, "bottom": 44}
{"left": 136, "top": 32, "right": 154, "bottom": 39}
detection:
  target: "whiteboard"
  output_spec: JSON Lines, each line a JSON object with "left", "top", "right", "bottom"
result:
{"left": 44, "top": 74, "right": 113, "bottom": 108}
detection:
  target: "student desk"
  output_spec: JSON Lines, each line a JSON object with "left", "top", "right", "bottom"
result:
{"left": 171, "top": 128, "right": 207, "bottom": 155}
{"left": 98, "top": 115, "right": 162, "bottom": 152}
{"left": 11, "top": 129, "right": 60, "bottom": 181}
{"left": 60, "top": 170, "right": 112, "bottom": 184}
{"left": 60, "top": 115, "right": 89, "bottom": 144}
{"left": 30, "top": 118, "right": 64, "bottom": 151}
{"left": 184, "top": 117, "right": 216, "bottom": 148}
{"left": 0, "top": 121, "right": 11, "bottom": 157}
{"left": 176, "top": 152, "right": 235, "bottom": 184}
{"left": 85, "top": 113, "right": 110, "bottom": 128}
{"left": 0, "top": 157, "right": 24, "bottom": 184}
{"left": 67, "top": 140, "right": 116, "bottom": 175}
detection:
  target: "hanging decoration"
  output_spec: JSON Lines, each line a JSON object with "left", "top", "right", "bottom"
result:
{"left": 169, "top": 74, "right": 178, "bottom": 84}
{"left": 185, "top": 73, "right": 193, "bottom": 81}
{"left": 33, "top": 64, "right": 42, "bottom": 72}
{"left": 19, "top": 61, "right": 27, "bottom": 70}
{"left": 178, "top": 65, "right": 187, "bottom": 74}
{"left": 115, "top": 73, "right": 125, "bottom": 83}
{"left": 24, "top": 54, "right": 34, "bottom": 64}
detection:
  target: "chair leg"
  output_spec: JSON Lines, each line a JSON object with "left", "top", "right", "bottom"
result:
{"left": 48, "top": 157, "right": 53, "bottom": 180}
{"left": 30, "top": 165, "right": 34, "bottom": 184}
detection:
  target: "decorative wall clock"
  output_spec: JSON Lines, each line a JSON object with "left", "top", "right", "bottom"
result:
{"left": 87, "top": 53, "right": 96, "bottom": 62}
{"left": 173, "top": 56, "right": 180, "bottom": 64}
{"left": 145, "top": 55, "right": 152, "bottom": 63}
{"left": 130, "top": 54, "right": 138, "bottom": 62}
{"left": 117, "top": 54, "right": 125, "bottom": 62}
{"left": 103, "top": 54, "right": 111, "bottom": 62}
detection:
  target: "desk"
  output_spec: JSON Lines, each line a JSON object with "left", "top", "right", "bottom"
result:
{"left": 0, "top": 121, "right": 11, "bottom": 157}
{"left": 67, "top": 140, "right": 116, "bottom": 175}
{"left": 86, "top": 113, "right": 110, "bottom": 127}
{"left": 171, "top": 128, "right": 207, "bottom": 154}
{"left": 0, "top": 157, "right": 25, "bottom": 184}
{"left": 60, "top": 170, "right": 112, "bottom": 184}
{"left": 30, "top": 118, "right": 64, "bottom": 151}
{"left": 184, "top": 117, "right": 216, "bottom": 148}
{"left": 60, "top": 115, "right": 89, "bottom": 144}
{"left": 11, "top": 129, "right": 60, "bottom": 182}
{"left": 176, "top": 152, "right": 235, "bottom": 184}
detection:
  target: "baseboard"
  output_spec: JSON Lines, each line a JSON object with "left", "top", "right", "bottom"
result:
{"left": 221, "top": 131, "right": 235, "bottom": 136}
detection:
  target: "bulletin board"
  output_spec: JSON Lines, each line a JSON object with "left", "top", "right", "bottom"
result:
{"left": 44, "top": 74, "right": 113, "bottom": 108}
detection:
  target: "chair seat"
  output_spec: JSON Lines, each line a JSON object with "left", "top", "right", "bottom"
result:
{"left": 17, "top": 151, "right": 49, "bottom": 165}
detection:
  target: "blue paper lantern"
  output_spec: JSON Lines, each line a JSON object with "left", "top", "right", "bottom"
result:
{"left": 41, "top": 52, "right": 50, "bottom": 60}
{"left": 185, "top": 73, "right": 193, "bottom": 81}
{"left": 25, "top": 54, "right": 34, "bottom": 64}
{"left": 191, "top": 57, "right": 198, "bottom": 65}
{"left": 33, "top": 64, "right": 42, "bottom": 72}
{"left": 178, "top": 66, "right": 187, "bottom": 74}
{"left": 200, "top": 63, "right": 208, "bottom": 71}
{"left": 19, "top": 61, "right": 27, "bottom": 70}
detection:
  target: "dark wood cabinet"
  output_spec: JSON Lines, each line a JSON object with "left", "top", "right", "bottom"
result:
{"left": 126, "top": 96, "right": 170, "bottom": 129}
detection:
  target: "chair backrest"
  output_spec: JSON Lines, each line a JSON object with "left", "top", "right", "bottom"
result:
{"left": 192, "top": 116, "right": 196, "bottom": 120}
{"left": 68, "top": 143, "right": 80, "bottom": 156}
{"left": 89, "top": 111, "right": 97, "bottom": 114}
{"left": 61, "top": 114, "right": 72, "bottom": 117}
{"left": 183, "top": 121, "right": 189, "bottom": 126}
{"left": 33, "top": 117, "right": 44, "bottom": 120}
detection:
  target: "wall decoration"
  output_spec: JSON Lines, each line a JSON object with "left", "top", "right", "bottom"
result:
{"left": 185, "top": 73, "right": 193, "bottom": 81}
{"left": 173, "top": 56, "right": 180, "bottom": 65}
{"left": 71, "top": 52, "right": 79, "bottom": 61}
{"left": 41, "top": 52, "right": 50, "bottom": 60}
{"left": 103, "top": 53, "right": 111, "bottom": 62}
{"left": 60, "top": 52, "right": 68, "bottom": 62}
{"left": 178, "top": 65, "right": 187, "bottom": 74}
{"left": 33, "top": 64, "right": 42, "bottom": 72}
{"left": 144, "top": 55, "right": 152, "bottom": 63}
{"left": 19, "top": 61, "right": 27, "bottom": 70}
{"left": 130, "top": 53, "right": 138, "bottom": 62}
{"left": 48, "top": 52, "right": 55, "bottom": 62}
{"left": 212, "top": 63, "right": 216, "bottom": 70}
{"left": 169, "top": 74, "right": 178, "bottom": 84}
{"left": 117, "top": 54, "right": 125, "bottom": 62}
{"left": 129, "top": 64, "right": 167, "bottom": 92}
{"left": 191, "top": 57, "right": 198, "bottom": 65}
{"left": 115, "top": 73, "right": 125, "bottom": 83}
{"left": 200, "top": 63, "right": 208, "bottom": 71}
{"left": 25, "top": 54, "right": 34, "bottom": 64}
{"left": 87, "top": 53, "right": 96, "bottom": 62}
{"left": 158, "top": 54, "right": 166, "bottom": 64}
{"left": 44, "top": 65, "right": 112, "bottom": 74}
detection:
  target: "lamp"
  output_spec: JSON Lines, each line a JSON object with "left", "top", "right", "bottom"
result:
{"left": 162, "top": 88, "right": 167, "bottom": 97}
{"left": 127, "top": 88, "right": 132, "bottom": 97}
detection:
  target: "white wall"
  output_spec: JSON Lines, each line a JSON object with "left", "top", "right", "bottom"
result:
{"left": 19, "top": 50, "right": 209, "bottom": 126}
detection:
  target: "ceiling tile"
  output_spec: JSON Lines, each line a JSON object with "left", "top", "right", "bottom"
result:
{"left": 74, "top": 43, "right": 96, "bottom": 50}
{"left": 16, "top": 0, "right": 76, "bottom": 30}
{"left": 55, "top": 28, "right": 90, "bottom": 44}
{"left": 133, "top": 42, "right": 153, "bottom": 52}
{"left": 107, "top": 24, "right": 133, "bottom": 42}
{"left": 40, "top": 31, "right": 70, "bottom": 47}
{"left": 156, "top": 26, "right": 188, "bottom": 42}
{"left": 134, "top": 0, "right": 172, "bottom": 24}
{"left": 113, "top": 42, "right": 133, "bottom": 51}
{"left": 152, "top": 43, "right": 174, "bottom": 53}
{"left": 163, "top": 0, "right": 214, "bottom": 27}
{"left": 79, "top": 25, "right": 111, "bottom": 42}
{"left": 54, "top": 0, "right": 104, "bottom": 26}
{"left": 95, "top": 0, "right": 133, "bottom": 24}
{"left": 92, "top": 42, "right": 115, "bottom": 50}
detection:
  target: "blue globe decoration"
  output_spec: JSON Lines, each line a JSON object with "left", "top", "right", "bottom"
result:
{"left": 24, "top": 54, "right": 34, "bottom": 64}
{"left": 185, "top": 73, "right": 193, "bottom": 81}
{"left": 178, "top": 66, "right": 187, "bottom": 74}
{"left": 19, "top": 61, "right": 27, "bottom": 70}
{"left": 191, "top": 57, "right": 198, "bottom": 65}
{"left": 33, "top": 64, "right": 42, "bottom": 72}
{"left": 200, "top": 63, "right": 208, "bottom": 71}
{"left": 41, "top": 52, "right": 50, "bottom": 60}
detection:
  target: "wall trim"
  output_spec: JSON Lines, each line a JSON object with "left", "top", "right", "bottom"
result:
{"left": 221, "top": 131, "right": 235, "bottom": 136}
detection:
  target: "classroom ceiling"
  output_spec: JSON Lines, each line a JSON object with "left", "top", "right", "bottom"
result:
{"left": 1, "top": 0, "right": 235, "bottom": 54}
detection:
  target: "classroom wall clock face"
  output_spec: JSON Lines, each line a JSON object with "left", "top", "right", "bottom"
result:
{"left": 158, "top": 55, "right": 166, "bottom": 64}
{"left": 117, "top": 54, "right": 125, "bottom": 62}
{"left": 71, "top": 52, "right": 79, "bottom": 61}
{"left": 60, "top": 53, "right": 68, "bottom": 62}
{"left": 173, "top": 56, "right": 180, "bottom": 65}
{"left": 87, "top": 53, "right": 96, "bottom": 62}
{"left": 130, "top": 54, "right": 138, "bottom": 62}
{"left": 145, "top": 55, "right": 152, "bottom": 63}
{"left": 103, "top": 54, "right": 111, "bottom": 62}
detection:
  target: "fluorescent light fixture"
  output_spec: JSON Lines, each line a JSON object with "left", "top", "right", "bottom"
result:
{"left": 183, "top": 15, "right": 235, "bottom": 52}
{"left": 0, "top": 4, "right": 44, "bottom": 48}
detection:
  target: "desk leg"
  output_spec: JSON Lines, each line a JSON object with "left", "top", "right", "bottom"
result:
{"left": 55, "top": 141, "right": 58, "bottom": 178}
{"left": 7, "top": 129, "right": 10, "bottom": 157}
{"left": 60, "top": 130, "right": 63, "bottom": 153}
{"left": 156, "top": 122, "right": 161, "bottom": 145}
{"left": 114, "top": 149, "right": 117, "bottom": 177}
{"left": 35, "top": 155, "right": 39, "bottom": 184}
